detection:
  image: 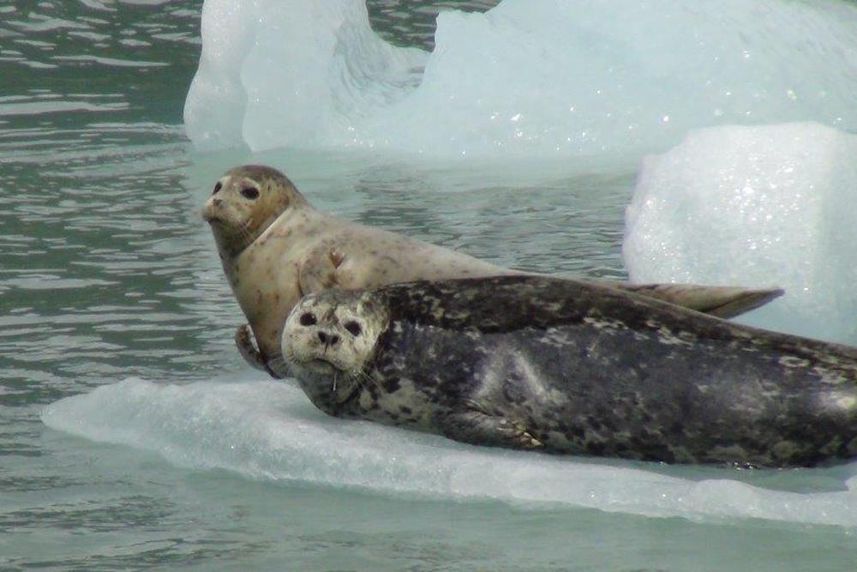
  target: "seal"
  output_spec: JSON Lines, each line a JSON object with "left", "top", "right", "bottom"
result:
{"left": 282, "top": 275, "right": 857, "bottom": 467}
{"left": 202, "top": 165, "right": 782, "bottom": 377}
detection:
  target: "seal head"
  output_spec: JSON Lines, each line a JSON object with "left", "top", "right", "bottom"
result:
{"left": 202, "top": 165, "right": 307, "bottom": 259}
{"left": 283, "top": 289, "right": 389, "bottom": 410}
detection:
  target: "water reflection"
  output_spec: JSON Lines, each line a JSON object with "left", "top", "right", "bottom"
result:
{"left": 0, "top": 0, "right": 201, "bottom": 121}
{"left": 370, "top": 0, "right": 500, "bottom": 49}
{"left": 349, "top": 164, "right": 632, "bottom": 276}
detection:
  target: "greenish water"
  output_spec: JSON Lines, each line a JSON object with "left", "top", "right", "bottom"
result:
{"left": 3, "top": 1, "right": 857, "bottom": 570}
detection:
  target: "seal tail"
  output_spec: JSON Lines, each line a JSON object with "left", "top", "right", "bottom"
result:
{"left": 610, "top": 283, "right": 785, "bottom": 319}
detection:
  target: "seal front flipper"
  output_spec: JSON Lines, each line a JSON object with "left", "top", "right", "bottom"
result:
{"left": 264, "top": 355, "right": 290, "bottom": 379}
{"left": 298, "top": 244, "right": 346, "bottom": 295}
{"left": 437, "top": 405, "right": 544, "bottom": 450}
{"left": 235, "top": 324, "right": 266, "bottom": 370}
{"left": 234, "top": 324, "right": 288, "bottom": 379}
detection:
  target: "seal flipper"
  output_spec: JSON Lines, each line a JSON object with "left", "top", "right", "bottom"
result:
{"left": 609, "top": 282, "right": 784, "bottom": 319}
{"left": 265, "top": 355, "right": 290, "bottom": 379}
{"left": 298, "top": 244, "right": 346, "bottom": 295}
{"left": 234, "top": 324, "right": 288, "bottom": 379}
{"left": 438, "top": 406, "right": 544, "bottom": 450}
{"left": 235, "top": 324, "right": 267, "bottom": 371}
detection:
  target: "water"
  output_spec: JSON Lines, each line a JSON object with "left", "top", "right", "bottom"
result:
{"left": 3, "top": 1, "right": 857, "bottom": 570}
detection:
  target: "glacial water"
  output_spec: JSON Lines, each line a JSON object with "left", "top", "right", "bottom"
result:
{"left": 4, "top": 1, "right": 857, "bottom": 570}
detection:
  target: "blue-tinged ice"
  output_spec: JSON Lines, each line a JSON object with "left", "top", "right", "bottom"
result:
{"left": 184, "top": 0, "right": 425, "bottom": 152}
{"left": 184, "top": 0, "right": 857, "bottom": 160}
{"left": 43, "top": 377, "right": 857, "bottom": 527}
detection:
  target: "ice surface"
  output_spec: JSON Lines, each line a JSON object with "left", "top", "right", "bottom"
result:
{"left": 43, "top": 377, "right": 857, "bottom": 527}
{"left": 184, "top": 0, "right": 857, "bottom": 159}
{"left": 624, "top": 122, "right": 857, "bottom": 345}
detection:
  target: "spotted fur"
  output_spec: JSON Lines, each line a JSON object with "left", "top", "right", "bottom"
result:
{"left": 283, "top": 275, "right": 857, "bottom": 467}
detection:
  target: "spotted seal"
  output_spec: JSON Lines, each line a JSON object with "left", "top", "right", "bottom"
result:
{"left": 202, "top": 165, "right": 782, "bottom": 377}
{"left": 281, "top": 275, "right": 857, "bottom": 467}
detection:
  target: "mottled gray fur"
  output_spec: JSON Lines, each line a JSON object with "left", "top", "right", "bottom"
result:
{"left": 283, "top": 276, "right": 857, "bottom": 467}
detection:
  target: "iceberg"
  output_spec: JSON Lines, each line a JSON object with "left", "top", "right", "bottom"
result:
{"left": 184, "top": 0, "right": 426, "bottom": 152}
{"left": 624, "top": 122, "right": 857, "bottom": 345}
{"left": 42, "top": 377, "right": 857, "bottom": 527}
{"left": 184, "top": 0, "right": 857, "bottom": 160}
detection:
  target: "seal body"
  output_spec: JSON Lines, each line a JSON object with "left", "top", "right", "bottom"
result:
{"left": 202, "top": 165, "right": 504, "bottom": 374}
{"left": 203, "top": 165, "right": 781, "bottom": 376}
{"left": 282, "top": 276, "right": 857, "bottom": 467}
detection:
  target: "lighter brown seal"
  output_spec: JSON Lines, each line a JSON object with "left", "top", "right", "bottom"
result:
{"left": 202, "top": 164, "right": 782, "bottom": 376}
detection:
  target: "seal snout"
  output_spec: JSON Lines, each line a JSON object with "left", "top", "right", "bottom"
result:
{"left": 201, "top": 177, "right": 229, "bottom": 223}
{"left": 317, "top": 330, "right": 340, "bottom": 347}
{"left": 201, "top": 196, "right": 223, "bottom": 223}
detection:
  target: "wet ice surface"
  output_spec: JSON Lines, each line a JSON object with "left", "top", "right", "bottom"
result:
{"left": 42, "top": 377, "right": 857, "bottom": 530}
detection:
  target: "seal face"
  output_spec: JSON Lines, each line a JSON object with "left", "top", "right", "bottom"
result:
{"left": 282, "top": 289, "right": 389, "bottom": 406}
{"left": 203, "top": 165, "right": 306, "bottom": 259}
{"left": 203, "top": 164, "right": 783, "bottom": 378}
{"left": 282, "top": 275, "right": 857, "bottom": 468}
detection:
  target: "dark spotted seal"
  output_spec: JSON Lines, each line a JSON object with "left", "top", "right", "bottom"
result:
{"left": 282, "top": 275, "right": 857, "bottom": 467}
{"left": 203, "top": 164, "right": 782, "bottom": 377}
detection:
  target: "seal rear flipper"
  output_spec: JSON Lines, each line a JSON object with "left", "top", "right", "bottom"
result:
{"left": 437, "top": 408, "right": 544, "bottom": 450}
{"left": 609, "top": 282, "right": 785, "bottom": 319}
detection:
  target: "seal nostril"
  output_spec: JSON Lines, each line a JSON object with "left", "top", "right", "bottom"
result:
{"left": 317, "top": 331, "right": 340, "bottom": 346}
{"left": 212, "top": 198, "right": 222, "bottom": 207}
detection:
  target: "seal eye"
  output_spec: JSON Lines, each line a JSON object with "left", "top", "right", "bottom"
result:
{"left": 241, "top": 186, "right": 260, "bottom": 200}
{"left": 212, "top": 182, "right": 222, "bottom": 195}
{"left": 299, "top": 312, "right": 317, "bottom": 327}
{"left": 344, "top": 321, "right": 362, "bottom": 336}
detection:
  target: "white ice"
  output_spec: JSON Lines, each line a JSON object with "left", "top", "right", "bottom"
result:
{"left": 184, "top": 0, "right": 857, "bottom": 160}
{"left": 183, "top": 0, "right": 425, "bottom": 152}
{"left": 624, "top": 122, "right": 857, "bottom": 345}
{"left": 42, "top": 377, "right": 857, "bottom": 528}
